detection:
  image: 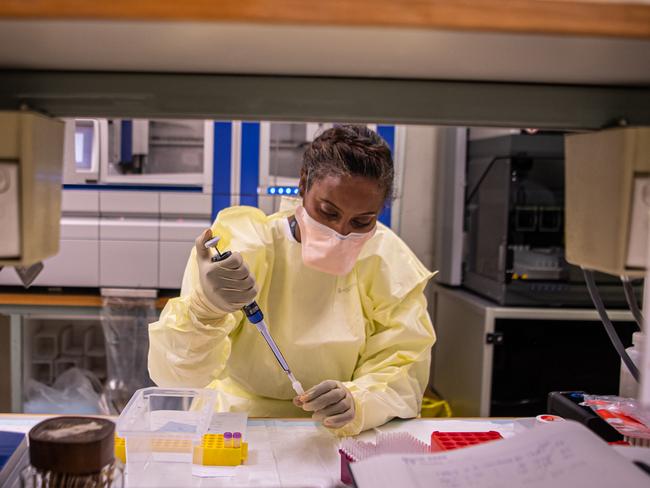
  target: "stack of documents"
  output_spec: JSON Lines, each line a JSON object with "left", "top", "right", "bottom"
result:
{"left": 351, "top": 421, "right": 649, "bottom": 488}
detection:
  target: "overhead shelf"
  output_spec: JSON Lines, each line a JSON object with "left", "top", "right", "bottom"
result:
{"left": 1, "top": 0, "right": 649, "bottom": 39}
{"left": 0, "top": 0, "right": 648, "bottom": 128}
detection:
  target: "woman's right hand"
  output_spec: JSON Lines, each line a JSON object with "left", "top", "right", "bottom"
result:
{"left": 195, "top": 229, "right": 257, "bottom": 313}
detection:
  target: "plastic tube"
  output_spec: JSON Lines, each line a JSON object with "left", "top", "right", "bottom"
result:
{"left": 583, "top": 269, "right": 639, "bottom": 382}
{"left": 233, "top": 432, "right": 242, "bottom": 448}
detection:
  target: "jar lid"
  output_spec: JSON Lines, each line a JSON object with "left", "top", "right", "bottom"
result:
{"left": 29, "top": 417, "right": 115, "bottom": 475}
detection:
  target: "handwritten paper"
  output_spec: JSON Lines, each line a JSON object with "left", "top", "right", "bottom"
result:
{"left": 351, "top": 421, "right": 649, "bottom": 488}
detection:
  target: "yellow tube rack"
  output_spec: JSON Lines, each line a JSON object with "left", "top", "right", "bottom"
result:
{"left": 114, "top": 433, "right": 248, "bottom": 466}
{"left": 115, "top": 434, "right": 125, "bottom": 464}
{"left": 193, "top": 433, "right": 248, "bottom": 466}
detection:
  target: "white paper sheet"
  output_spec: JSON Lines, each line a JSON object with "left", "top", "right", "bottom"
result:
{"left": 351, "top": 421, "right": 650, "bottom": 488}
{"left": 208, "top": 412, "right": 248, "bottom": 437}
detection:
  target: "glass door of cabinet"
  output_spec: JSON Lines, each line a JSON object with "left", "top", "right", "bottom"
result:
{"left": 102, "top": 119, "right": 212, "bottom": 187}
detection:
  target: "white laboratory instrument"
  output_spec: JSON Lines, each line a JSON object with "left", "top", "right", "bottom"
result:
{"left": 63, "top": 118, "right": 213, "bottom": 187}
{"left": 0, "top": 118, "right": 213, "bottom": 289}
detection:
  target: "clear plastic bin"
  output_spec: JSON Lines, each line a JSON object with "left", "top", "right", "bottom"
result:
{"left": 116, "top": 387, "right": 217, "bottom": 486}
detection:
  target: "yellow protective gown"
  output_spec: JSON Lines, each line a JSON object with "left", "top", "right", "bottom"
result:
{"left": 148, "top": 202, "right": 436, "bottom": 436}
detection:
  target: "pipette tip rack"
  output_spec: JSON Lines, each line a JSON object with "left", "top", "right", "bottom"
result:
{"left": 115, "top": 432, "right": 248, "bottom": 467}
{"left": 430, "top": 431, "right": 503, "bottom": 451}
{"left": 339, "top": 433, "right": 429, "bottom": 485}
{"left": 339, "top": 431, "right": 504, "bottom": 485}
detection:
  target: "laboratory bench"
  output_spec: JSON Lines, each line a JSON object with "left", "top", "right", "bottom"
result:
{"left": 0, "top": 290, "right": 173, "bottom": 413}
{"left": 4, "top": 413, "right": 650, "bottom": 487}
{"left": 0, "top": 414, "right": 526, "bottom": 488}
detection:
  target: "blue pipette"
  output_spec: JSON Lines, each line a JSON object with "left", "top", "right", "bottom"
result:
{"left": 204, "top": 236, "right": 305, "bottom": 396}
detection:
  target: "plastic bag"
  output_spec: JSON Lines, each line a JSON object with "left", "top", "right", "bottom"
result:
{"left": 101, "top": 295, "right": 156, "bottom": 413}
{"left": 24, "top": 367, "right": 110, "bottom": 415}
{"left": 581, "top": 394, "right": 650, "bottom": 440}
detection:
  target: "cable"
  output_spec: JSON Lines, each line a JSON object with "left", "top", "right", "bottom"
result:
{"left": 620, "top": 275, "right": 644, "bottom": 330}
{"left": 464, "top": 154, "right": 557, "bottom": 205}
{"left": 583, "top": 268, "right": 639, "bottom": 382}
{"left": 465, "top": 156, "right": 506, "bottom": 204}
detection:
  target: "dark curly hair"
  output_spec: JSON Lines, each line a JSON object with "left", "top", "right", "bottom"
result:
{"left": 301, "top": 125, "right": 394, "bottom": 201}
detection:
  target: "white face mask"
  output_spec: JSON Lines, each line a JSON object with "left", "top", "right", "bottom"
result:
{"left": 294, "top": 205, "right": 376, "bottom": 276}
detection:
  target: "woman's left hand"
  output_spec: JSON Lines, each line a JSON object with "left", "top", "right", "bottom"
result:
{"left": 293, "top": 380, "right": 355, "bottom": 428}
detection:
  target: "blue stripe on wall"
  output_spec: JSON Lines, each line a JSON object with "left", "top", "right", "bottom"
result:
{"left": 212, "top": 122, "right": 232, "bottom": 221}
{"left": 377, "top": 125, "right": 395, "bottom": 228}
{"left": 240, "top": 122, "right": 260, "bottom": 208}
{"left": 120, "top": 120, "right": 133, "bottom": 164}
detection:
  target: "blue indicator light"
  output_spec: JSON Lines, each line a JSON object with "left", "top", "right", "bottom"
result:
{"left": 268, "top": 185, "right": 299, "bottom": 196}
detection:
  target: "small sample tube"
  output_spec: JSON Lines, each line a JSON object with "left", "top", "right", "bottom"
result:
{"left": 233, "top": 432, "right": 242, "bottom": 448}
{"left": 535, "top": 414, "right": 564, "bottom": 425}
{"left": 224, "top": 431, "right": 233, "bottom": 448}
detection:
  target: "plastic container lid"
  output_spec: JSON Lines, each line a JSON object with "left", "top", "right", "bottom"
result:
{"left": 116, "top": 387, "right": 217, "bottom": 440}
{"left": 28, "top": 416, "right": 115, "bottom": 475}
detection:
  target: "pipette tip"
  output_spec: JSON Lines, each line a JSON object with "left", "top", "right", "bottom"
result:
{"left": 292, "top": 381, "right": 305, "bottom": 396}
{"left": 287, "top": 372, "right": 305, "bottom": 395}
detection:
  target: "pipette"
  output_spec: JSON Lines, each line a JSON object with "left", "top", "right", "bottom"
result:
{"left": 204, "top": 236, "right": 305, "bottom": 396}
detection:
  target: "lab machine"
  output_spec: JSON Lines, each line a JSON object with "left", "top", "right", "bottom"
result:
{"left": 64, "top": 118, "right": 213, "bottom": 187}
{"left": 432, "top": 127, "right": 650, "bottom": 416}
{"left": 435, "top": 130, "right": 642, "bottom": 307}
{"left": 0, "top": 119, "right": 402, "bottom": 290}
{"left": 0, "top": 117, "right": 214, "bottom": 290}
{"left": 258, "top": 122, "right": 331, "bottom": 215}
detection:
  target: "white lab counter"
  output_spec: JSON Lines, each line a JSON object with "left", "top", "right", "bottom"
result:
{"left": 3, "top": 414, "right": 649, "bottom": 487}
{"left": 0, "top": 415, "right": 523, "bottom": 487}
